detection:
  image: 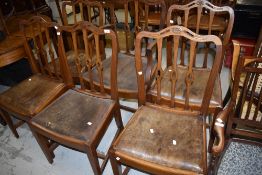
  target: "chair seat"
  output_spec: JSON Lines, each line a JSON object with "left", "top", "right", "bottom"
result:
{"left": 148, "top": 65, "right": 222, "bottom": 110}
{"left": 113, "top": 105, "right": 205, "bottom": 174}
{"left": 30, "top": 89, "right": 116, "bottom": 142}
{"left": 51, "top": 49, "right": 106, "bottom": 83}
{"left": 52, "top": 50, "right": 95, "bottom": 80}
{"left": 83, "top": 53, "right": 148, "bottom": 98}
{"left": 0, "top": 74, "right": 66, "bottom": 118}
{"left": 187, "top": 15, "right": 227, "bottom": 32}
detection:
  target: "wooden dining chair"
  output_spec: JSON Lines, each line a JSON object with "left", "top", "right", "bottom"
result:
{"left": 167, "top": 0, "right": 234, "bottom": 68}
{"left": 135, "top": 0, "right": 167, "bottom": 35}
{"left": 62, "top": 0, "right": 104, "bottom": 26}
{"left": 223, "top": 26, "right": 262, "bottom": 106}
{"left": 0, "top": 16, "right": 70, "bottom": 138}
{"left": 226, "top": 55, "right": 262, "bottom": 143}
{"left": 109, "top": 25, "right": 225, "bottom": 175}
{"left": 80, "top": 0, "right": 157, "bottom": 113}
{"left": 28, "top": 21, "right": 124, "bottom": 175}
{"left": 58, "top": 0, "right": 109, "bottom": 83}
{"left": 164, "top": 0, "right": 234, "bottom": 112}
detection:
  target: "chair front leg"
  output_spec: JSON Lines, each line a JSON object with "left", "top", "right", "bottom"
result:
{"left": 109, "top": 149, "right": 122, "bottom": 175}
{"left": 87, "top": 145, "right": 102, "bottom": 175}
{"left": 0, "top": 109, "right": 19, "bottom": 138}
{"left": 29, "top": 125, "right": 54, "bottom": 164}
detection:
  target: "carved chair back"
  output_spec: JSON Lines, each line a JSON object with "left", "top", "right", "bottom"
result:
{"left": 226, "top": 55, "right": 262, "bottom": 142}
{"left": 20, "top": 16, "right": 70, "bottom": 84}
{"left": 135, "top": 25, "right": 222, "bottom": 114}
{"left": 167, "top": 0, "right": 234, "bottom": 67}
{"left": 57, "top": 21, "right": 119, "bottom": 100}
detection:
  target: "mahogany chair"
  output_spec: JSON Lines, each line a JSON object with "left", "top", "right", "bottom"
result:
{"left": 225, "top": 55, "right": 262, "bottom": 144}
{"left": 167, "top": 0, "right": 234, "bottom": 68}
{"left": 223, "top": 26, "right": 262, "bottom": 106}
{"left": 109, "top": 25, "right": 226, "bottom": 175}
{"left": 59, "top": 0, "right": 109, "bottom": 83}
{"left": 135, "top": 0, "right": 167, "bottom": 35}
{"left": 163, "top": 0, "right": 234, "bottom": 112}
{"left": 218, "top": 27, "right": 262, "bottom": 144}
{"left": 81, "top": 0, "right": 156, "bottom": 113}
{"left": 28, "top": 21, "right": 124, "bottom": 175}
{"left": 62, "top": 0, "right": 104, "bottom": 26}
{"left": 0, "top": 16, "right": 70, "bottom": 138}
{"left": 108, "top": 0, "right": 135, "bottom": 53}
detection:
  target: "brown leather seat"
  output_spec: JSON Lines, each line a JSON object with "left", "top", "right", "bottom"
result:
{"left": 83, "top": 53, "right": 148, "bottom": 98}
{"left": 187, "top": 15, "right": 227, "bottom": 32}
{"left": 52, "top": 50, "right": 86, "bottom": 79}
{"left": 148, "top": 65, "right": 222, "bottom": 110}
{"left": 31, "top": 89, "right": 116, "bottom": 142}
{"left": 51, "top": 50, "right": 102, "bottom": 82}
{"left": 113, "top": 105, "right": 205, "bottom": 173}
{"left": 0, "top": 74, "right": 66, "bottom": 118}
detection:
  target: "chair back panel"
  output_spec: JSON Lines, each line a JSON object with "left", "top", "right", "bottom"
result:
{"left": 167, "top": 0, "right": 234, "bottom": 67}
{"left": 62, "top": 0, "right": 104, "bottom": 26}
{"left": 231, "top": 57, "right": 262, "bottom": 130}
{"left": 135, "top": 25, "right": 222, "bottom": 115}
{"left": 57, "top": 22, "right": 119, "bottom": 100}
{"left": 20, "top": 16, "right": 67, "bottom": 81}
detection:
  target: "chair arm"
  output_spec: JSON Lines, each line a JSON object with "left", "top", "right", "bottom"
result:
{"left": 212, "top": 102, "right": 234, "bottom": 155}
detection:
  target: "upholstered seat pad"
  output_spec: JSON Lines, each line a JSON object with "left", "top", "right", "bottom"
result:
{"left": 51, "top": 50, "right": 97, "bottom": 78}
{"left": 114, "top": 105, "right": 205, "bottom": 173}
{"left": 0, "top": 74, "right": 66, "bottom": 117}
{"left": 31, "top": 89, "right": 115, "bottom": 142}
{"left": 83, "top": 53, "right": 147, "bottom": 94}
{"left": 148, "top": 65, "right": 222, "bottom": 108}
{"left": 187, "top": 15, "right": 227, "bottom": 32}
